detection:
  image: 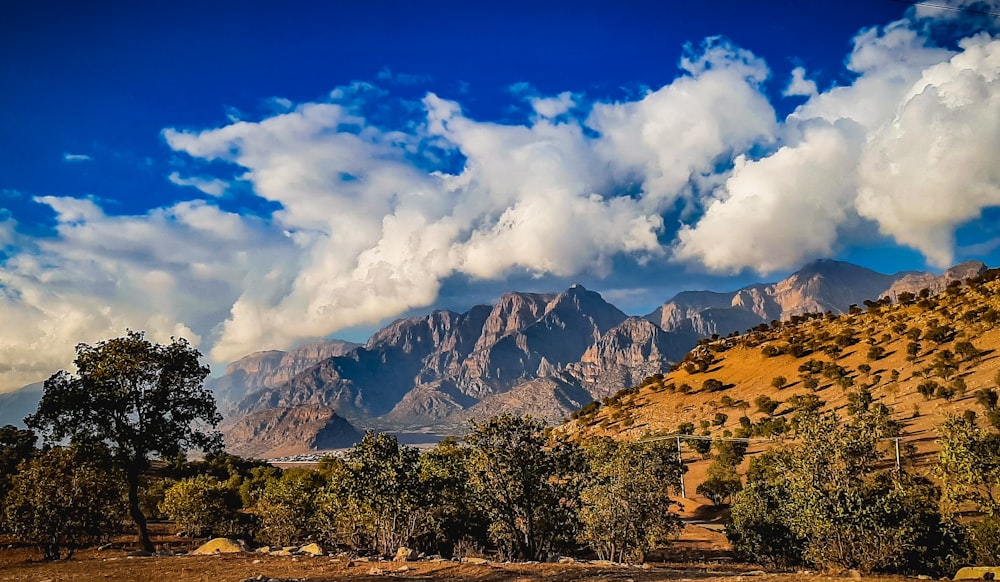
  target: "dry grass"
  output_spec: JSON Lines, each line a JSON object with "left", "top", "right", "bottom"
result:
{"left": 564, "top": 277, "right": 1000, "bottom": 508}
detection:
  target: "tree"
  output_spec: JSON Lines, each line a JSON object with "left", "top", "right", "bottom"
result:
{"left": 579, "top": 437, "right": 682, "bottom": 562}
{"left": 3, "top": 447, "right": 126, "bottom": 560}
{"left": 465, "top": 414, "right": 582, "bottom": 561}
{"left": 936, "top": 415, "right": 1000, "bottom": 517}
{"left": 729, "top": 407, "right": 957, "bottom": 574}
{"left": 418, "top": 436, "right": 487, "bottom": 557}
{"left": 336, "top": 432, "right": 426, "bottom": 555}
{"left": 754, "top": 395, "right": 780, "bottom": 416}
{"left": 770, "top": 376, "right": 787, "bottom": 390}
{"left": 159, "top": 475, "right": 240, "bottom": 537}
{"left": 255, "top": 468, "right": 330, "bottom": 546}
{"left": 0, "top": 425, "right": 36, "bottom": 503}
{"left": 26, "top": 331, "right": 221, "bottom": 552}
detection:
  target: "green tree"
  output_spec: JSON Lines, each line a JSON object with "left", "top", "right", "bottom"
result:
{"left": 336, "top": 432, "right": 426, "bottom": 554}
{"left": 579, "top": 437, "right": 682, "bottom": 562}
{"left": 754, "top": 395, "right": 780, "bottom": 416}
{"left": 159, "top": 475, "right": 240, "bottom": 537}
{"left": 2, "top": 447, "right": 126, "bottom": 560}
{"left": 936, "top": 415, "right": 1000, "bottom": 517}
{"left": 729, "top": 406, "right": 956, "bottom": 574}
{"left": 25, "top": 332, "right": 221, "bottom": 552}
{"left": 465, "top": 414, "right": 582, "bottom": 561}
{"left": 0, "top": 425, "right": 36, "bottom": 503}
{"left": 255, "top": 468, "right": 329, "bottom": 546}
{"left": 418, "top": 436, "right": 487, "bottom": 557}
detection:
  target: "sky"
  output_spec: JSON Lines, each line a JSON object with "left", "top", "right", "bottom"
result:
{"left": 1, "top": 0, "right": 1000, "bottom": 391}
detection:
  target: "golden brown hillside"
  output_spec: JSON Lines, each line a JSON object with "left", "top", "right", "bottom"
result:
{"left": 564, "top": 270, "right": 1000, "bottom": 473}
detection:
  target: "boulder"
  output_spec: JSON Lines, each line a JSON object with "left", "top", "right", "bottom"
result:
{"left": 299, "top": 543, "right": 324, "bottom": 556}
{"left": 955, "top": 566, "right": 1000, "bottom": 580}
{"left": 394, "top": 547, "right": 415, "bottom": 562}
{"left": 191, "top": 538, "right": 247, "bottom": 555}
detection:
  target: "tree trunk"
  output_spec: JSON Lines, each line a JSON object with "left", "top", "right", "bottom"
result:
{"left": 127, "top": 468, "right": 154, "bottom": 553}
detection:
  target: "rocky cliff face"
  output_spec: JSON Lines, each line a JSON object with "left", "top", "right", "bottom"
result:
{"left": 219, "top": 259, "right": 991, "bottom": 455}
{"left": 643, "top": 259, "right": 987, "bottom": 340}
{"left": 222, "top": 404, "right": 362, "bottom": 458}
{"left": 208, "top": 339, "right": 359, "bottom": 416}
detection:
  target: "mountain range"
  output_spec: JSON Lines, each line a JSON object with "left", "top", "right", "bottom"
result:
{"left": 0, "top": 259, "right": 987, "bottom": 457}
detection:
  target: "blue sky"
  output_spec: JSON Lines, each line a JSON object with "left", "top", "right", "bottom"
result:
{"left": 1, "top": 0, "right": 999, "bottom": 390}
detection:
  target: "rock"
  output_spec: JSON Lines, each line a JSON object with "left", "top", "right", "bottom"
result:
{"left": 394, "top": 546, "right": 415, "bottom": 562}
{"left": 954, "top": 566, "right": 1000, "bottom": 580}
{"left": 191, "top": 538, "right": 247, "bottom": 555}
{"left": 557, "top": 556, "right": 575, "bottom": 564}
{"left": 299, "top": 543, "right": 324, "bottom": 556}
{"left": 396, "top": 565, "right": 411, "bottom": 572}
{"left": 256, "top": 546, "right": 270, "bottom": 553}
{"left": 461, "top": 557, "right": 489, "bottom": 565}
{"left": 367, "top": 567, "right": 385, "bottom": 575}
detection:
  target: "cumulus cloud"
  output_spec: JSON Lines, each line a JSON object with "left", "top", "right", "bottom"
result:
{"left": 675, "top": 120, "right": 863, "bottom": 273}
{"left": 0, "top": 12, "right": 998, "bottom": 391}
{"left": 62, "top": 153, "right": 92, "bottom": 162}
{"left": 167, "top": 171, "right": 229, "bottom": 197}
{"left": 159, "top": 39, "right": 776, "bottom": 361}
{"left": 784, "top": 66, "right": 818, "bottom": 97}
{"left": 857, "top": 34, "right": 1000, "bottom": 267}
{"left": 673, "top": 16, "right": 971, "bottom": 275}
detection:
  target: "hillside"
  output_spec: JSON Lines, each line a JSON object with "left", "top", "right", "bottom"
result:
{"left": 564, "top": 269, "right": 1000, "bottom": 476}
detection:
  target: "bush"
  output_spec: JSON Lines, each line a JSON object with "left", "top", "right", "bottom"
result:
{"left": 580, "top": 438, "right": 682, "bottom": 562}
{"left": 770, "top": 376, "right": 787, "bottom": 390}
{"left": 159, "top": 475, "right": 241, "bottom": 537}
{"left": 754, "top": 396, "right": 780, "bottom": 416}
{"left": 729, "top": 410, "right": 960, "bottom": 574}
{"left": 2, "top": 447, "right": 126, "bottom": 560}
{"left": 702, "top": 378, "right": 725, "bottom": 392}
{"left": 966, "top": 517, "right": 1000, "bottom": 566}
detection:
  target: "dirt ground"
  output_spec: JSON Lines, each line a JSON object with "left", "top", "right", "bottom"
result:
{"left": 0, "top": 524, "right": 914, "bottom": 582}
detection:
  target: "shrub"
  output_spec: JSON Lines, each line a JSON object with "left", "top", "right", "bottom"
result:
{"left": 918, "top": 380, "right": 940, "bottom": 400}
{"left": 770, "top": 376, "right": 787, "bottom": 390}
{"left": 160, "top": 474, "right": 241, "bottom": 537}
{"left": 702, "top": 378, "right": 725, "bottom": 392}
{"left": 2, "top": 447, "right": 126, "bottom": 560}
{"left": 754, "top": 396, "right": 780, "bottom": 416}
{"left": 729, "top": 410, "right": 960, "bottom": 574}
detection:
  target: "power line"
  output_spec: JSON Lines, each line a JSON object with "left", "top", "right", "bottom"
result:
{"left": 889, "top": 0, "right": 1000, "bottom": 18}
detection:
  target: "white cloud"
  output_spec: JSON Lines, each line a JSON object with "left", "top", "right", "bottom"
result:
{"left": 674, "top": 121, "right": 862, "bottom": 273}
{"left": 674, "top": 15, "right": 976, "bottom": 273}
{"left": 588, "top": 38, "right": 776, "bottom": 206}
{"left": 168, "top": 171, "right": 229, "bottom": 197}
{"left": 784, "top": 66, "right": 818, "bottom": 98}
{"left": 530, "top": 91, "right": 575, "bottom": 118}
{"left": 62, "top": 153, "right": 91, "bottom": 162}
{"left": 857, "top": 34, "right": 1000, "bottom": 267}
{"left": 0, "top": 14, "right": 997, "bottom": 391}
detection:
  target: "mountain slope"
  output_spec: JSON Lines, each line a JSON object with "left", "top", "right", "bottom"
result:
{"left": 565, "top": 267, "right": 1000, "bottom": 456}
{"left": 222, "top": 260, "right": 991, "bottom": 455}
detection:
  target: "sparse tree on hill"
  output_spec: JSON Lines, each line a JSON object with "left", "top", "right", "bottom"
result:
{"left": 25, "top": 331, "right": 222, "bottom": 552}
